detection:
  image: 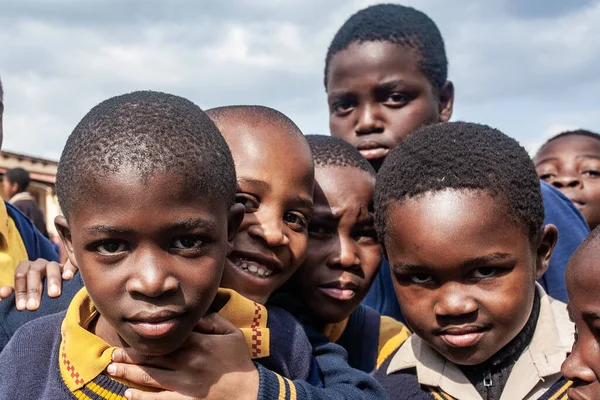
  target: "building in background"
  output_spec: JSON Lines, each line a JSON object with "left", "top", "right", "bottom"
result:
{"left": 0, "top": 151, "right": 59, "bottom": 239}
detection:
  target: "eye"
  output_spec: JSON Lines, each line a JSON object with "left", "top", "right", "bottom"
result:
{"left": 172, "top": 236, "right": 204, "bottom": 250}
{"left": 331, "top": 99, "right": 356, "bottom": 116}
{"left": 582, "top": 170, "right": 600, "bottom": 178}
{"left": 235, "top": 193, "right": 259, "bottom": 213}
{"left": 308, "top": 224, "right": 334, "bottom": 240}
{"left": 284, "top": 211, "right": 308, "bottom": 232}
{"left": 472, "top": 267, "right": 499, "bottom": 279}
{"left": 409, "top": 273, "right": 433, "bottom": 284}
{"left": 538, "top": 173, "right": 554, "bottom": 181}
{"left": 383, "top": 92, "right": 410, "bottom": 106}
{"left": 354, "top": 229, "right": 378, "bottom": 244}
{"left": 96, "top": 240, "right": 128, "bottom": 255}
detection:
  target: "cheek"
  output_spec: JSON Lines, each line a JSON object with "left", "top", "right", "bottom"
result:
{"left": 287, "top": 232, "right": 309, "bottom": 269}
{"left": 329, "top": 116, "right": 353, "bottom": 139}
{"left": 361, "top": 247, "right": 382, "bottom": 282}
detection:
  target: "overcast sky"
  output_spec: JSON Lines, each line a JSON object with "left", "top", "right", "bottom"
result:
{"left": 1, "top": 0, "right": 599, "bottom": 160}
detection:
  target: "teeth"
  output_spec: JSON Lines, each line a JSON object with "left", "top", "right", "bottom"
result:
{"left": 232, "top": 259, "right": 273, "bottom": 278}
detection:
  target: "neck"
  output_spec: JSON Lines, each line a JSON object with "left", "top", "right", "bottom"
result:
{"left": 92, "top": 315, "right": 128, "bottom": 349}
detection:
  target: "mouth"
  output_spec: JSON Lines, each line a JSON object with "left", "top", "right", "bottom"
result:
{"left": 126, "top": 310, "right": 186, "bottom": 339}
{"left": 438, "top": 326, "right": 488, "bottom": 348}
{"left": 566, "top": 387, "right": 592, "bottom": 400}
{"left": 356, "top": 141, "right": 390, "bottom": 161}
{"left": 228, "top": 252, "right": 282, "bottom": 280}
{"left": 318, "top": 280, "right": 359, "bottom": 301}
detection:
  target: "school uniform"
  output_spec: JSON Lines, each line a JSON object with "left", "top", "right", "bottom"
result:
{"left": 0, "top": 286, "right": 387, "bottom": 400}
{"left": 374, "top": 284, "right": 573, "bottom": 400}
{"left": 0, "top": 201, "right": 59, "bottom": 287}
{"left": 323, "top": 304, "right": 410, "bottom": 372}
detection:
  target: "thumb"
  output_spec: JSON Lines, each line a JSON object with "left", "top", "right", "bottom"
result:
{"left": 194, "top": 312, "right": 239, "bottom": 335}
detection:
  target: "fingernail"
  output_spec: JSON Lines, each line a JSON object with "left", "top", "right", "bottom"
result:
{"left": 124, "top": 390, "right": 131, "bottom": 399}
{"left": 17, "top": 299, "right": 26, "bottom": 309}
{"left": 27, "top": 299, "right": 37, "bottom": 309}
{"left": 107, "top": 364, "right": 116, "bottom": 375}
{"left": 64, "top": 271, "right": 73, "bottom": 279}
{"left": 49, "top": 284, "right": 59, "bottom": 296}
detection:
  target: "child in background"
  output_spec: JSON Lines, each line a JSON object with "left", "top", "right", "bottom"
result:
{"left": 561, "top": 226, "right": 600, "bottom": 399}
{"left": 324, "top": 3, "right": 588, "bottom": 308}
{"left": 373, "top": 122, "right": 573, "bottom": 400}
{"left": 534, "top": 129, "right": 600, "bottom": 230}
{"left": 287, "top": 135, "right": 409, "bottom": 372}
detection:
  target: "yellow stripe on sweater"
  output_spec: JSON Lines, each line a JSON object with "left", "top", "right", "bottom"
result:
{"left": 276, "top": 373, "right": 287, "bottom": 400}
{"left": 547, "top": 380, "right": 572, "bottom": 400}
{"left": 86, "top": 381, "right": 128, "bottom": 399}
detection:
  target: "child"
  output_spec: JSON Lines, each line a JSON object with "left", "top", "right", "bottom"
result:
{"left": 560, "top": 227, "right": 600, "bottom": 399}
{"left": 324, "top": 3, "right": 588, "bottom": 308}
{"left": 373, "top": 122, "right": 573, "bottom": 400}
{"left": 534, "top": 129, "right": 600, "bottom": 230}
{"left": 0, "top": 78, "right": 59, "bottom": 287}
{"left": 287, "top": 135, "right": 409, "bottom": 372}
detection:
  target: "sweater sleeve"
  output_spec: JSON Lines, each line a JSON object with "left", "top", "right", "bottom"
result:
{"left": 377, "top": 316, "right": 411, "bottom": 369}
{"left": 256, "top": 330, "right": 387, "bottom": 400}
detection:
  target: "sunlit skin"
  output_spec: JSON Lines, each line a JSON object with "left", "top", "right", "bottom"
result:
{"left": 56, "top": 171, "right": 242, "bottom": 356}
{"left": 327, "top": 41, "right": 453, "bottom": 170}
{"left": 534, "top": 135, "right": 600, "bottom": 230}
{"left": 561, "top": 242, "right": 600, "bottom": 400}
{"left": 218, "top": 118, "right": 314, "bottom": 304}
{"left": 384, "top": 190, "right": 556, "bottom": 365}
{"left": 293, "top": 166, "right": 381, "bottom": 324}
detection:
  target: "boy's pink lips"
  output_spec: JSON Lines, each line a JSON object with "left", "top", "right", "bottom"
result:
{"left": 356, "top": 140, "right": 390, "bottom": 160}
{"left": 437, "top": 325, "right": 489, "bottom": 348}
{"left": 318, "top": 279, "right": 359, "bottom": 301}
{"left": 126, "top": 310, "right": 186, "bottom": 339}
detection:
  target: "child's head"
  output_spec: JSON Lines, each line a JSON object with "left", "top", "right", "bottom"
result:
{"left": 55, "top": 91, "right": 241, "bottom": 356}
{"left": 561, "top": 227, "right": 600, "bottom": 399}
{"left": 292, "top": 135, "right": 379, "bottom": 324}
{"left": 375, "top": 122, "right": 557, "bottom": 366}
{"left": 206, "top": 106, "right": 314, "bottom": 304}
{"left": 534, "top": 129, "right": 600, "bottom": 230}
{"left": 3, "top": 167, "right": 30, "bottom": 198}
{"left": 325, "top": 4, "right": 454, "bottom": 170}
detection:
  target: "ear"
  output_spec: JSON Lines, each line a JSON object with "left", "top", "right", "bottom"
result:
{"left": 534, "top": 224, "right": 558, "bottom": 280}
{"left": 438, "top": 80, "right": 454, "bottom": 123}
{"left": 226, "top": 203, "right": 245, "bottom": 255}
{"left": 54, "top": 215, "right": 78, "bottom": 268}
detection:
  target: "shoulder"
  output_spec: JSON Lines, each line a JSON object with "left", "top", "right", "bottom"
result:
{"left": 374, "top": 350, "right": 432, "bottom": 400}
{"left": 540, "top": 181, "right": 589, "bottom": 232}
{"left": 378, "top": 315, "right": 411, "bottom": 369}
{"left": 5, "top": 201, "right": 58, "bottom": 261}
{"left": 9, "top": 311, "right": 65, "bottom": 349}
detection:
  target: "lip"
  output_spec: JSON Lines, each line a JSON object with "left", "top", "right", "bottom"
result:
{"left": 126, "top": 310, "right": 186, "bottom": 339}
{"left": 227, "top": 250, "right": 284, "bottom": 280}
{"left": 318, "top": 279, "right": 360, "bottom": 301}
{"left": 356, "top": 140, "right": 390, "bottom": 161}
{"left": 566, "top": 387, "right": 592, "bottom": 400}
{"left": 438, "top": 326, "right": 488, "bottom": 348}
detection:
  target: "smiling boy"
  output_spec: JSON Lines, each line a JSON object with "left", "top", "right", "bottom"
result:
{"left": 373, "top": 122, "right": 573, "bottom": 400}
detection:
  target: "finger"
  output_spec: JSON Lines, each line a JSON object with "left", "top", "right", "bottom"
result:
{"left": 124, "top": 389, "right": 185, "bottom": 400}
{"left": 45, "top": 262, "right": 63, "bottom": 297}
{"left": 0, "top": 286, "right": 14, "bottom": 300}
{"left": 25, "top": 268, "right": 43, "bottom": 310}
{"left": 112, "top": 348, "right": 178, "bottom": 370}
{"left": 194, "top": 312, "right": 239, "bottom": 335}
{"left": 13, "top": 263, "right": 31, "bottom": 310}
{"left": 106, "top": 363, "right": 174, "bottom": 391}
{"left": 62, "top": 259, "right": 77, "bottom": 280}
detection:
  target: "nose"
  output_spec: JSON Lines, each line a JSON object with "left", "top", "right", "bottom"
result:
{"left": 550, "top": 174, "right": 582, "bottom": 189}
{"left": 127, "top": 248, "right": 179, "bottom": 298}
{"left": 434, "top": 284, "right": 478, "bottom": 317}
{"left": 328, "top": 236, "right": 361, "bottom": 270}
{"left": 355, "top": 104, "right": 384, "bottom": 136}
{"left": 561, "top": 342, "right": 597, "bottom": 385}
{"left": 247, "top": 212, "right": 290, "bottom": 248}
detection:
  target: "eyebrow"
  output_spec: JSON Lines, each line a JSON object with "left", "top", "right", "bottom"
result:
{"left": 535, "top": 154, "right": 600, "bottom": 166}
{"left": 391, "top": 253, "right": 512, "bottom": 271}
{"left": 291, "top": 195, "right": 314, "bottom": 211}
{"left": 237, "top": 177, "right": 271, "bottom": 192}
{"left": 582, "top": 311, "right": 600, "bottom": 320}
{"left": 327, "top": 79, "right": 410, "bottom": 99}
{"left": 85, "top": 218, "right": 217, "bottom": 236}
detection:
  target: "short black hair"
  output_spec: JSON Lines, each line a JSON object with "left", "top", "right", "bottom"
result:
{"left": 306, "top": 135, "right": 375, "bottom": 176}
{"left": 375, "top": 122, "right": 544, "bottom": 241}
{"left": 324, "top": 3, "right": 447, "bottom": 89}
{"left": 537, "top": 129, "right": 600, "bottom": 153}
{"left": 206, "top": 105, "right": 304, "bottom": 140}
{"left": 56, "top": 91, "right": 236, "bottom": 220}
{"left": 4, "top": 168, "right": 30, "bottom": 192}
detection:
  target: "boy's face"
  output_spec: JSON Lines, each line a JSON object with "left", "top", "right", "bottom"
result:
{"left": 219, "top": 120, "right": 314, "bottom": 304}
{"left": 561, "top": 246, "right": 600, "bottom": 399}
{"left": 534, "top": 135, "right": 600, "bottom": 230}
{"left": 2, "top": 177, "right": 17, "bottom": 198}
{"left": 294, "top": 166, "right": 380, "bottom": 323}
{"left": 56, "top": 171, "right": 239, "bottom": 356}
{"left": 327, "top": 41, "right": 453, "bottom": 170}
{"left": 384, "top": 189, "right": 554, "bottom": 365}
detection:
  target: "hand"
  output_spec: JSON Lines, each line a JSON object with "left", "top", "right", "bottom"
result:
{"left": 107, "top": 313, "right": 259, "bottom": 400}
{"left": 0, "top": 258, "right": 78, "bottom": 310}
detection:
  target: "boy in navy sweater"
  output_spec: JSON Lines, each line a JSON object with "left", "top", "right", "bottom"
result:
{"left": 373, "top": 122, "right": 573, "bottom": 400}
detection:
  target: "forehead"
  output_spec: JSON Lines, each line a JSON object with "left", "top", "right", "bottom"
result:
{"left": 326, "top": 41, "right": 429, "bottom": 91}
{"left": 314, "top": 166, "right": 374, "bottom": 209}
{"left": 537, "top": 135, "right": 600, "bottom": 162}
{"left": 384, "top": 190, "right": 531, "bottom": 266}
